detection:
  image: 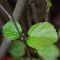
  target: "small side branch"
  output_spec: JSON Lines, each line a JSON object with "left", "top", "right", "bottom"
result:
{"left": 0, "top": 4, "right": 12, "bottom": 20}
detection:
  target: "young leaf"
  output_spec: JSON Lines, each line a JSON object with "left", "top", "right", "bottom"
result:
{"left": 43, "top": 58, "right": 57, "bottom": 60}
{"left": 27, "top": 22, "right": 58, "bottom": 49}
{"left": 37, "top": 45, "right": 59, "bottom": 59}
{"left": 2, "top": 21, "right": 22, "bottom": 40}
{"left": 27, "top": 22, "right": 58, "bottom": 59}
{"left": 8, "top": 41, "right": 25, "bottom": 57}
{"left": 27, "top": 37, "right": 52, "bottom": 49}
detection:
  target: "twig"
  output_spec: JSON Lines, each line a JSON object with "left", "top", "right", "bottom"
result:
{"left": 45, "top": 0, "right": 50, "bottom": 21}
{"left": 0, "top": 4, "right": 12, "bottom": 20}
{"left": 0, "top": 0, "right": 12, "bottom": 14}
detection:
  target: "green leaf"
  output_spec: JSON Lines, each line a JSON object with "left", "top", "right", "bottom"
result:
{"left": 27, "top": 37, "right": 52, "bottom": 49}
{"left": 27, "top": 22, "right": 58, "bottom": 59}
{"left": 9, "top": 41, "right": 25, "bottom": 57}
{"left": 2, "top": 21, "right": 22, "bottom": 40}
{"left": 43, "top": 58, "right": 57, "bottom": 60}
{"left": 28, "top": 22, "right": 57, "bottom": 40}
{"left": 37, "top": 45, "right": 59, "bottom": 59}
{"left": 27, "top": 22, "right": 58, "bottom": 49}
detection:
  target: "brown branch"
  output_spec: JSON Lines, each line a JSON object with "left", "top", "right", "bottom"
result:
{"left": 25, "top": 45, "right": 32, "bottom": 60}
{"left": 27, "top": 2, "right": 32, "bottom": 28}
{"left": 29, "top": 0, "right": 38, "bottom": 23}
{"left": 13, "top": 0, "right": 27, "bottom": 21}
{"left": 29, "top": 0, "right": 47, "bottom": 22}
{"left": 0, "top": 39, "right": 11, "bottom": 59}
